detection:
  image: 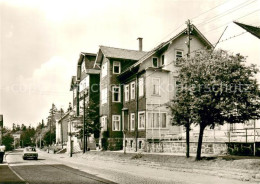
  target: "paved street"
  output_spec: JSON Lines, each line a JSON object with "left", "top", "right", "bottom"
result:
{"left": 1, "top": 149, "right": 258, "bottom": 184}
{"left": 3, "top": 149, "right": 115, "bottom": 184}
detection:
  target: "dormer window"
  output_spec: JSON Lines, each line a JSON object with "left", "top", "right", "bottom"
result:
{"left": 152, "top": 57, "right": 158, "bottom": 68}
{"left": 113, "top": 61, "right": 121, "bottom": 74}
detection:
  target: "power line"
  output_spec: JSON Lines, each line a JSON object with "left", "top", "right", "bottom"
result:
{"left": 200, "top": 9, "right": 260, "bottom": 34}
{"left": 190, "top": 30, "right": 251, "bottom": 54}
{"left": 191, "top": 0, "right": 232, "bottom": 20}
{"left": 235, "top": 8, "right": 260, "bottom": 21}
{"left": 196, "top": 0, "right": 257, "bottom": 27}
{"left": 218, "top": 31, "right": 248, "bottom": 43}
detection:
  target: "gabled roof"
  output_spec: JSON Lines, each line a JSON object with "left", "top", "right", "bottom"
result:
{"left": 77, "top": 52, "right": 97, "bottom": 69}
{"left": 100, "top": 46, "right": 147, "bottom": 60}
{"left": 234, "top": 21, "right": 260, "bottom": 39}
{"left": 76, "top": 52, "right": 99, "bottom": 81}
{"left": 120, "top": 24, "right": 213, "bottom": 76}
{"left": 58, "top": 112, "right": 70, "bottom": 123}
{"left": 94, "top": 46, "right": 147, "bottom": 65}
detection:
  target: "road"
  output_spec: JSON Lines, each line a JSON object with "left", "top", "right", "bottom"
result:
{"left": 1, "top": 149, "right": 255, "bottom": 184}
{"left": 2, "top": 149, "right": 115, "bottom": 184}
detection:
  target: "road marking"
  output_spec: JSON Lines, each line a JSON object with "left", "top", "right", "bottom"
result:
{"left": 8, "top": 165, "right": 29, "bottom": 184}
{"left": 6, "top": 152, "right": 29, "bottom": 184}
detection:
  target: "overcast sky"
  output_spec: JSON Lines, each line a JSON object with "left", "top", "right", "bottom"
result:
{"left": 1, "top": 0, "right": 260, "bottom": 128}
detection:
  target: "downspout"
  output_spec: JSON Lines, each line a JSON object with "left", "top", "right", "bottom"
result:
{"left": 135, "top": 75, "right": 139, "bottom": 152}
{"left": 76, "top": 83, "right": 80, "bottom": 116}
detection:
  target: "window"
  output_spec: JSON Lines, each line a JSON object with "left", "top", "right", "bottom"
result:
{"left": 130, "top": 140, "right": 133, "bottom": 148}
{"left": 101, "top": 88, "right": 107, "bottom": 104}
{"left": 161, "top": 55, "right": 165, "bottom": 66}
{"left": 130, "top": 82, "right": 135, "bottom": 100}
{"left": 152, "top": 57, "right": 158, "bottom": 68}
{"left": 113, "top": 61, "right": 121, "bottom": 74}
{"left": 130, "top": 113, "right": 135, "bottom": 131}
{"left": 124, "top": 84, "right": 129, "bottom": 102}
{"left": 102, "top": 62, "right": 107, "bottom": 78}
{"left": 101, "top": 116, "right": 107, "bottom": 131}
{"left": 112, "top": 86, "right": 120, "bottom": 102}
{"left": 112, "top": 115, "right": 121, "bottom": 131}
{"left": 175, "top": 50, "right": 183, "bottom": 65}
{"left": 138, "top": 111, "right": 145, "bottom": 129}
{"left": 139, "top": 141, "right": 142, "bottom": 149}
{"left": 152, "top": 78, "right": 160, "bottom": 95}
{"left": 148, "top": 113, "right": 167, "bottom": 128}
{"left": 138, "top": 78, "right": 144, "bottom": 97}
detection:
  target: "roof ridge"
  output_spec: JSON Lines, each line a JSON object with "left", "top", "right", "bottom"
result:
{"left": 100, "top": 45, "right": 147, "bottom": 53}
{"left": 81, "top": 52, "right": 97, "bottom": 56}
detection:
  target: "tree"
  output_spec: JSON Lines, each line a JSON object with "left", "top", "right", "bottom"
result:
{"left": 170, "top": 50, "right": 260, "bottom": 160}
{"left": 20, "top": 126, "right": 36, "bottom": 147}
{"left": 2, "top": 133, "right": 14, "bottom": 151}
{"left": 85, "top": 100, "right": 100, "bottom": 138}
{"left": 47, "top": 103, "right": 57, "bottom": 146}
{"left": 43, "top": 130, "right": 56, "bottom": 146}
{"left": 77, "top": 99, "right": 100, "bottom": 151}
{"left": 169, "top": 88, "right": 194, "bottom": 158}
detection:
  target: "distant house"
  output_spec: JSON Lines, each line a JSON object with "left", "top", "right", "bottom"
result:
{"left": 56, "top": 112, "right": 69, "bottom": 146}
{"left": 12, "top": 132, "right": 21, "bottom": 149}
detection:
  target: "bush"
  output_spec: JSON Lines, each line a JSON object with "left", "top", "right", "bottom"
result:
{"left": 131, "top": 153, "right": 143, "bottom": 159}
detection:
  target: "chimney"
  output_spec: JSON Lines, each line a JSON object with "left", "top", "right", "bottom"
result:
{"left": 137, "top": 37, "right": 143, "bottom": 51}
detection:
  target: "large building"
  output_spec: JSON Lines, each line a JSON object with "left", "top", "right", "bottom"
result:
{"left": 68, "top": 23, "right": 260, "bottom": 154}
{"left": 92, "top": 24, "right": 213, "bottom": 151}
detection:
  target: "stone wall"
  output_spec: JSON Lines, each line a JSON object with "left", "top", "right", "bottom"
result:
{"left": 125, "top": 138, "right": 146, "bottom": 152}
{"left": 146, "top": 141, "right": 228, "bottom": 155}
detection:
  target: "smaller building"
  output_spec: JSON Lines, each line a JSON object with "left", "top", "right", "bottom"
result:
{"left": 56, "top": 112, "right": 69, "bottom": 146}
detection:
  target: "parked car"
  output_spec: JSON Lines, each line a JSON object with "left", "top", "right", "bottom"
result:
{"left": 23, "top": 147, "right": 38, "bottom": 160}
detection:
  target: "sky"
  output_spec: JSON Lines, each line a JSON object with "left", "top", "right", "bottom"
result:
{"left": 1, "top": 0, "right": 260, "bottom": 128}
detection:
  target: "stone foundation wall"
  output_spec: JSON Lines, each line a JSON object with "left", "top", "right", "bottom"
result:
{"left": 146, "top": 141, "right": 228, "bottom": 155}
{"left": 125, "top": 138, "right": 146, "bottom": 152}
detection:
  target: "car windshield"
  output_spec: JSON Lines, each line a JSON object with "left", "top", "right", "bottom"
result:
{"left": 26, "top": 147, "right": 36, "bottom": 152}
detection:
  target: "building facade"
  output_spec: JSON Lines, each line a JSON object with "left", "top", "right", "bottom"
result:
{"left": 67, "top": 23, "right": 260, "bottom": 154}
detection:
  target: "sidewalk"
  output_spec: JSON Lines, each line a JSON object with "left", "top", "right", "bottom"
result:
{"left": 39, "top": 149, "right": 260, "bottom": 183}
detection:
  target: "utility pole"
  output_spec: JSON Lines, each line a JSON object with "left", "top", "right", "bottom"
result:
{"left": 60, "top": 108, "right": 64, "bottom": 149}
{"left": 186, "top": 19, "right": 192, "bottom": 58}
{"left": 0, "top": 115, "right": 3, "bottom": 145}
{"left": 185, "top": 19, "right": 192, "bottom": 158}
{"left": 83, "top": 92, "right": 86, "bottom": 153}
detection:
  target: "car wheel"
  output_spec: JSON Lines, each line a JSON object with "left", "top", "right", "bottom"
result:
{"left": 23, "top": 157, "right": 26, "bottom": 160}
